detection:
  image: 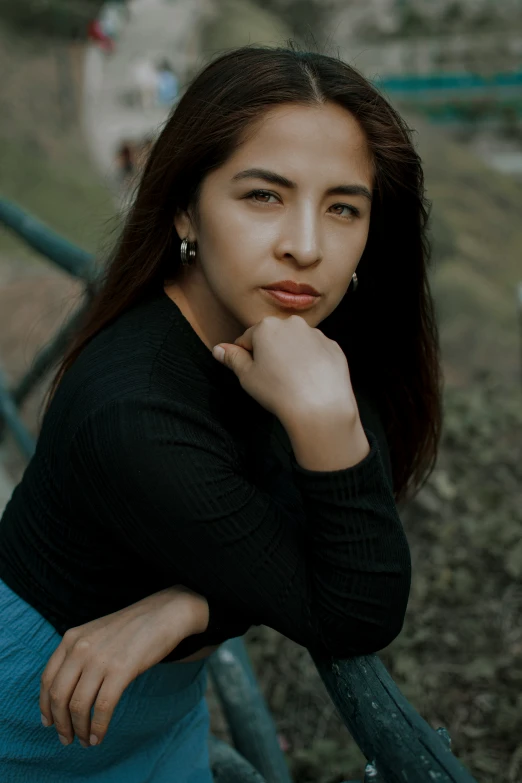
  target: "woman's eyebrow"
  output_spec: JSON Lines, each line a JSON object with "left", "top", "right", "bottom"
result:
{"left": 231, "top": 168, "right": 372, "bottom": 201}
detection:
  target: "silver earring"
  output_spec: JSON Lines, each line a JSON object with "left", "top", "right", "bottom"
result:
{"left": 351, "top": 272, "right": 358, "bottom": 292}
{"left": 180, "top": 237, "right": 197, "bottom": 266}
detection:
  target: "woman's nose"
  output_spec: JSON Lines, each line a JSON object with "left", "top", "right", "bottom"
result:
{"left": 278, "top": 209, "right": 322, "bottom": 266}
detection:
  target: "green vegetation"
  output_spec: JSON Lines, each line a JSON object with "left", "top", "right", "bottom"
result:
{"left": 364, "top": 1, "right": 519, "bottom": 40}
{"left": 394, "top": 2, "right": 513, "bottom": 39}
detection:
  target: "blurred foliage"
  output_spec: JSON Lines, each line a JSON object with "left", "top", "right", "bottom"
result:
{"left": 209, "top": 377, "right": 522, "bottom": 783}
{"left": 396, "top": 2, "right": 506, "bottom": 39}
{"left": 359, "top": 0, "right": 517, "bottom": 40}
{"left": 0, "top": 0, "right": 105, "bottom": 40}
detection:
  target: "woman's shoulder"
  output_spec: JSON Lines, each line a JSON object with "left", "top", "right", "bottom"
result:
{"left": 45, "top": 294, "right": 211, "bottom": 437}
{"left": 65, "top": 393, "right": 241, "bottom": 491}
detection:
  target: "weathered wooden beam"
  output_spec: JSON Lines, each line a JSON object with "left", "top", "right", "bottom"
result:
{"left": 310, "top": 652, "right": 478, "bottom": 783}
{"left": 208, "top": 735, "right": 266, "bottom": 782}
{"left": 208, "top": 638, "right": 292, "bottom": 783}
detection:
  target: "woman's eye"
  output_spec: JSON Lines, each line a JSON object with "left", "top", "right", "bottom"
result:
{"left": 246, "top": 189, "right": 279, "bottom": 204}
{"left": 245, "top": 192, "right": 359, "bottom": 217}
{"left": 330, "top": 204, "right": 359, "bottom": 218}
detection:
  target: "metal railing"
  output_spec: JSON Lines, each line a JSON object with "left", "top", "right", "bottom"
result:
{"left": 0, "top": 197, "right": 479, "bottom": 783}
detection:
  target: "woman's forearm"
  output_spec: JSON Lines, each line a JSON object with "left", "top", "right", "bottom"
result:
{"left": 284, "top": 409, "right": 370, "bottom": 472}
{"left": 39, "top": 585, "right": 216, "bottom": 748}
{"left": 162, "top": 585, "right": 210, "bottom": 635}
{"left": 163, "top": 586, "right": 222, "bottom": 662}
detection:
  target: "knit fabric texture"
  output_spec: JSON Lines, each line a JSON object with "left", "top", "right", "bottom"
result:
{"left": 0, "top": 288, "right": 411, "bottom": 660}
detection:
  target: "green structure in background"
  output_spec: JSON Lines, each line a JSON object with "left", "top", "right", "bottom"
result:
{"left": 0, "top": 196, "right": 479, "bottom": 783}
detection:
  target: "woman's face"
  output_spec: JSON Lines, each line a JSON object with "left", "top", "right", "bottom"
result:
{"left": 170, "top": 101, "right": 373, "bottom": 349}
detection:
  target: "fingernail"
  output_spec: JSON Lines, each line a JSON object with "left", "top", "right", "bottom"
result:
{"left": 212, "top": 345, "right": 225, "bottom": 363}
{"left": 58, "top": 734, "right": 70, "bottom": 746}
{"left": 79, "top": 739, "right": 89, "bottom": 749}
{"left": 90, "top": 734, "right": 98, "bottom": 746}
{"left": 41, "top": 714, "right": 49, "bottom": 727}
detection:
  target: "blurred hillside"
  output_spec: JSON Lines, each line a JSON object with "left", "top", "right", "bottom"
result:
{"left": 415, "top": 117, "right": 522, "bottom": 388}
{"left": 263, "top": 0, "right": 522, "bottom": 44}
{"left": 0, "top": 26, "right": 114, "bottom": 259}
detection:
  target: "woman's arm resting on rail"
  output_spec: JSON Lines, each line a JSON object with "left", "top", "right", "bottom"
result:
{"left": 40, "top": 585, "right": 215, "bottom": 749}
{"left": 68, "top": 395, "right": 410, "bottom": 659}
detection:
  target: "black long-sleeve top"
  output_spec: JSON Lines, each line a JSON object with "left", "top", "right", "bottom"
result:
{"left": 0, "top": 288, "right": 411, "bottom": 660}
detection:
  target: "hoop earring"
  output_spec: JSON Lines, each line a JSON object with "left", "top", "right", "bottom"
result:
{"left": 351, "top": 272, "right": 358, "bottom": 292}
{"left": 180, "top": 237, "right": 197, "bottom": 266}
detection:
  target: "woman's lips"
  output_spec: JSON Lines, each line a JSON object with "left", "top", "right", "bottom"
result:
{"left": 261, "top": 288, "right": 319, "bottom": 309}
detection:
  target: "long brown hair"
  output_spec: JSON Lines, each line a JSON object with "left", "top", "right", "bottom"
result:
{"left": 48, "top": 43, "right": 442, "bottom": 505}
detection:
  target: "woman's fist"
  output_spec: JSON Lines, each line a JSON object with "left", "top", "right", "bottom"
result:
{"left": 212, "top": 315, "right": 357, "bottom": 428}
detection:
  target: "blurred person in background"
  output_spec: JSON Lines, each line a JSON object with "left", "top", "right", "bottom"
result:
{"left": 157, "top": 59, "right": 179, "bottom": 107}
{"left": 0, "top": 44, "right": 441, "bottom": 781}
{"left": 98, "top": 2, "right": 126, "bottom": 44}
{"left": 87, "top": 0, "right": 128, "bottom": 54}
{"left": 87, "top": 16, "right": 115, "bottom": 55}
{"left": 115, "top": 140, "right": 136, "bottom": 187}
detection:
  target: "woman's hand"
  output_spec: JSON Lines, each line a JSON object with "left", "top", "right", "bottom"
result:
{"left": 213, "top": 314, "right": 358, "bottom": 429}
{"left": 40, "top": 586, "right": 210, "bottom": 749}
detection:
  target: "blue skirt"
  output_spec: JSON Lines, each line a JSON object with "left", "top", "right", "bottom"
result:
{"left": 0, "top": 578, "right": 213, "bottom": 782}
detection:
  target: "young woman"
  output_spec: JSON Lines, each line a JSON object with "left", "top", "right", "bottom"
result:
{"left": 0, "top": 44, "right": 442, "bottom": 781}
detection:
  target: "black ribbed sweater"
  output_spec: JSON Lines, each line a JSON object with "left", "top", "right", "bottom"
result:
{"left": 0, "top": 289, "right": 411, "bottom": 660}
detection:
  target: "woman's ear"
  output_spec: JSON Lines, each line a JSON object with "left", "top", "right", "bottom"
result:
{"left": 173, "top": 209, "right": 193, "bottom": 240}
